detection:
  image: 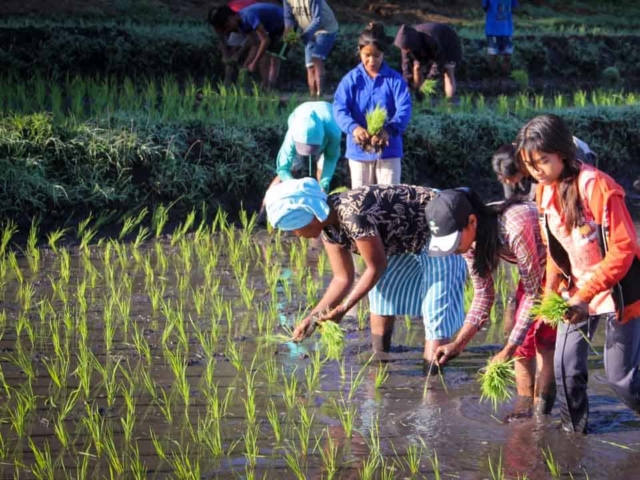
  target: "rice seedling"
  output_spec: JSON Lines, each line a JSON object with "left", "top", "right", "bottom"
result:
{"left": 262, "top": 356, "right": 278, "bottom": 384}
{"left": 28, "top": 439, "right": 55, "bottom": 480}
{"left": 542, "top": 446, "right": 561, "bottom": 478}
{"left": 394, "top": 437, "right": 427, "bottom": 476}
{"left": 7, "top": 344, "right": 35, "bottom": 380}
{"left": 284, "top": 447, "right": 307, "bottom": 480}
{"left": 429, "top": 451, "right": 442, "bottom": 480}
{"left": 333, "top": 396, "right": 357, "bottom": 439}
{"left": 348, "top": 357, "right": 372, "bottom": 402}
{"left": 128, "top": 442, "right": 148, "bottom": 480}
{"left": 42, "top": 353, "right": 70, "bottom": 393}
{"left": 478, "top": 357, "right": 517, "bottom": 411}
{"left": 243, "top": 423, "right": 261, "bottom": 468}
{"left": 0, "top": 220, "right": 18, "bottom": 257}
{"left": 104, "top": 425, "right": 125, "bottom": 477}
{"left": 82, "top": 402, "right": 106, "bottom": 457}
{"left": 554, "top": 93, "right": 565, "bottom": 109}
{"left": 266, "top": 399, "right": 283, "bottom": 443}
{"left": 496, "top": 95, "right": 509, "bottom": 115}
{"left": 314, "top": 427, "right": 341, "bottom": 480}
{"left": 574, "top": 90, "right": 588, "bottom": 108}
{"left": 359, "top": 452, "right": 380, "bottom": 480}
{"left": 282, "top": 367, "right": 300, "bottom": 412}
{"left": 374, "top": 363, "right": 389, "bottom": 389}
{"left": 296, "top": 402, "right": 315, "bottom": 456}
{"left": 170, "top": 446, "right": 201, "bottom": 480}
{"left": 8, "top": 252, "right": 23, "bottom": 284}
{"left": 157, "top": 385, "right": 174, "bottom": 425}
{"left": 225, "top": 339, "right": 244, "bottom": 372}
{"left": 8, "top": 383, "right": 37, "bottom": 436}
{"left": 488, "top": 449, "right": 505, "bottom": 480}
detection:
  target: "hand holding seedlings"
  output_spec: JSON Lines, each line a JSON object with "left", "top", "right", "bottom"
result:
{"left": 352, "top": 126, "right": 370, "bottom": 145}
{"left": 370, "top": 128, "right": 389, "bottom": 151}
{"left": 564, "top": 295, "right": 590, "bottom": 324}
{"left": 292, "top": 316, "right": 316, "bottom": 341}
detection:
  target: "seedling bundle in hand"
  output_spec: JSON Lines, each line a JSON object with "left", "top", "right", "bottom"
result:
{"left": 359, "top": 104, "right": 388, "bottom": 154}
{"left": 419, "top": 79, "right": 438, "bottom": 99}
{"left": 283, "top": 30, "right": 300, "bottom": 46}
{"left": 530, "top": 292, "right": 569, "bottom": 327}
{"left": 478, "top": 357, "right": 517, "bottom": 411}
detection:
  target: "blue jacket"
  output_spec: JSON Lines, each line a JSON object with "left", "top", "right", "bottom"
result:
{"left": 333, "top": 62, "right": 412, "bottom": 161}
{"left": 276, "top": 101, "right": 342, "bottom": 191}
{"left": 482, "top": 0, "right": 517, "bottom": 37}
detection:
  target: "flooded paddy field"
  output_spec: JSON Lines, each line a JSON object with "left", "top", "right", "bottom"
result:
{"left": 0, "top": 210, "right": 639, "bottom": 480}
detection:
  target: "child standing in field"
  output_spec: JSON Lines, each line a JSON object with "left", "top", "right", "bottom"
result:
{"left": 209, "top": 2, "right": 285, "bottom": 90}
{"left": 283, "top": 0, "right": 339, "bottom": 97}
{"left": 333, "top": 23, "right": 412, "bottom": 188}
{"left": 482, "top": 0, "right": 517, "bottom": 75}
{"left": 518, "top": 113, "right": 640, "bottom": 433}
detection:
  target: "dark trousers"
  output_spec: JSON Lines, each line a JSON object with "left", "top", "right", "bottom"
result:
{"left": 555, "top": 313, "right": 640, "bottom": 433}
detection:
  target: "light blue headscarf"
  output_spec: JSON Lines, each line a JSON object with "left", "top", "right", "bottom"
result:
{"left": 264, "top": 178, "right": 330, "bottom": 231}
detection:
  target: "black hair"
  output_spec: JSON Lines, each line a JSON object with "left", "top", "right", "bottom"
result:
{"left": 208, "top": 5, "right": 235, "bottom": 30}
{"left": 491, "top": 144, "right": 521, "bottom": 179}
{"left": 457, "top": 188, "right": 522, "bottom": 278}
{"left": 358, "top": 22, "right": 391, "bottom": 53}
{"left": 515, "top": 114, "right": 582, "bottom": 229}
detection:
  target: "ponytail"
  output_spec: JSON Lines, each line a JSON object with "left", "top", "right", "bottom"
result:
{"left": 358, "top": 22, "right": 391, "bottom": 53}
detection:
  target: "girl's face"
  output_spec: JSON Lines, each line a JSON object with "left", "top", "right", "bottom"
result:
{"left": 359, "top": 45, "right": 384, "bottom": 76}
{"left": 292, "top": 218, "right": 323, "bottom": 239}
{"left": 521, "top": 150, "right": 565, "bottom": 185}
{"left": 455, "top": 214, "right": 477, "bottom": 254}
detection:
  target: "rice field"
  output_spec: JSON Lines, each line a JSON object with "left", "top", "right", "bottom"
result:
{"left": 1, "top": 210, "right": 639, "bottom": 479}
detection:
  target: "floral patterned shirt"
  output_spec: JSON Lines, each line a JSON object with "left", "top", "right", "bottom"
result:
{"left": 322, "top": 185, "right": 436, "bottom": 255}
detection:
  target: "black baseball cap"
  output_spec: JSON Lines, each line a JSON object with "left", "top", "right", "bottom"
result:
{"left": 424, "top": 189, "right": 474, "bottom": 256}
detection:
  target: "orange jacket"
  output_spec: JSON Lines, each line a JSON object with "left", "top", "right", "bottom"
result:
{"left": 537, "top": 164, "right": 640, "bottom": 323}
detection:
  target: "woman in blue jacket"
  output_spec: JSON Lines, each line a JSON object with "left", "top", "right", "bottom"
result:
{"left": 333, "top": 22, "right": 412, "bottom": 188}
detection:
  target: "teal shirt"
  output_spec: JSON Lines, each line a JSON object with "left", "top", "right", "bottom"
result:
{"left": 276, "top": 101, "right": 342, "bottom": 191}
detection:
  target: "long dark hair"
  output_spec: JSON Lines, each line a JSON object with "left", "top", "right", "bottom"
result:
{"left": 515, "top": 114, "right": 582, "bottom": 229}
{"left": 358, "top": 22, "right": 391, "bottom": 53}
{"left": 458, "top": 188, "right": 522, "bottom": 278}
{"left": 491, "top": 144, "right": 522, "bottom": 179}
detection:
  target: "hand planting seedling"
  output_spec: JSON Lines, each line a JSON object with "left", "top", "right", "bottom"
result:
{"left": 478, "top": 357, "right": 517, "bottom": 412}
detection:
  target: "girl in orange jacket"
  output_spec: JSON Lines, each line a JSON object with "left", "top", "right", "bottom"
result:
{"left": 516, "top": 113, "right": 640, "bottom": 433}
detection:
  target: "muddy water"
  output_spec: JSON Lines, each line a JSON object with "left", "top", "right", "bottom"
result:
{"left": 0, "top": 210, "right": 639, "bottom": 479}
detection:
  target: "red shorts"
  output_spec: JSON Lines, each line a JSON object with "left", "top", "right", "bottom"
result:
{"left": 512, "top": 281, "right": 557, "bottom": 360}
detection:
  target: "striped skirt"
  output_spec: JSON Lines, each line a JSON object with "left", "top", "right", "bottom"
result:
{"left": 368, "top": 251, "right": 467, "bottom": 340}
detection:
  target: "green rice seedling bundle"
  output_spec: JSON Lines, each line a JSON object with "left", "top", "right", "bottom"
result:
{"left": 478, "top": 357, "right": 517, "bottom": 411}
{"left": 365, "top": 104, "right": 387, "bottom": 136}
{"left": 530, "top": 292, "right": 569, "bottom": 327}
{"left": 362, "top": 104, "right": 388, "bottom": 154}
{"left": 316, "top": 319, "right": 345, "bottom": 361}
{"left": 283, "top": 30, "right": 300, "bottom": 45}
{"left": 419, "top": 79, "right": 438, "bottom": 98}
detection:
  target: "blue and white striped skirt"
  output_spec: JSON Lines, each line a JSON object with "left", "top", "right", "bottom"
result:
{"left": 368, "top": 251, "right": 467, "bottom": 340}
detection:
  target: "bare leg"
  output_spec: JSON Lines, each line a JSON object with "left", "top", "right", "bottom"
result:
{"left": 316, "top": 167, "right": 323, "bottom": 183}
{"left": 257, "top": 54, "right": 270, "bottom": 89}
{"left": 306, "top": 65, "right": 316, "bottom": 96}
{"left": 515, "top": 357, "right": 535, "bottom": 398}
{"left": 370, "top": 314, "right": 394, "bottom": 353}
{"left": 501, "top": 54, "right": 512, "bottom": 76}
{"left": 268, "top": 56, "right": 281, "bottom": 91}
{"left": 312, "top": 57, "right": 326, "bottom": 97}
{"left": 533, "top": 346, "right": 556, "bottom": 414}
{"left": 443, "top": 65, "right": 456, "bottom": 99}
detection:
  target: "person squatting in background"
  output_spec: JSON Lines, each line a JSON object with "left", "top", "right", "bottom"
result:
{"left": 492, "top": 138, "right": 597, "bottom": 201}
{"left": 393, "top": 23, "right": 462, "bottom": 101}
{"left": 283, "top": 0, "right": 339, "bottom": 97}
{"left": 427, "top": 189, "right": 556, "bottom": 414}
{"left": 333, "top": 22, "right": 412, "bottom": 188}
{"left": 483, "top": 0, "right": 518, "bottom": 76}
{"left": 209, "top": 2, "right": 285, "bottom": 90}
{"left": 518, "top": 113, "right": 640, "bottom": 433}
{"left": 264, "top": 178, "right": 467, "bottom": 371}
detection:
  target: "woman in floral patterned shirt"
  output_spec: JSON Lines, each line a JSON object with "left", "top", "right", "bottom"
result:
{"left": 264, "top": 177, "right": 466, "bottom": 370}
